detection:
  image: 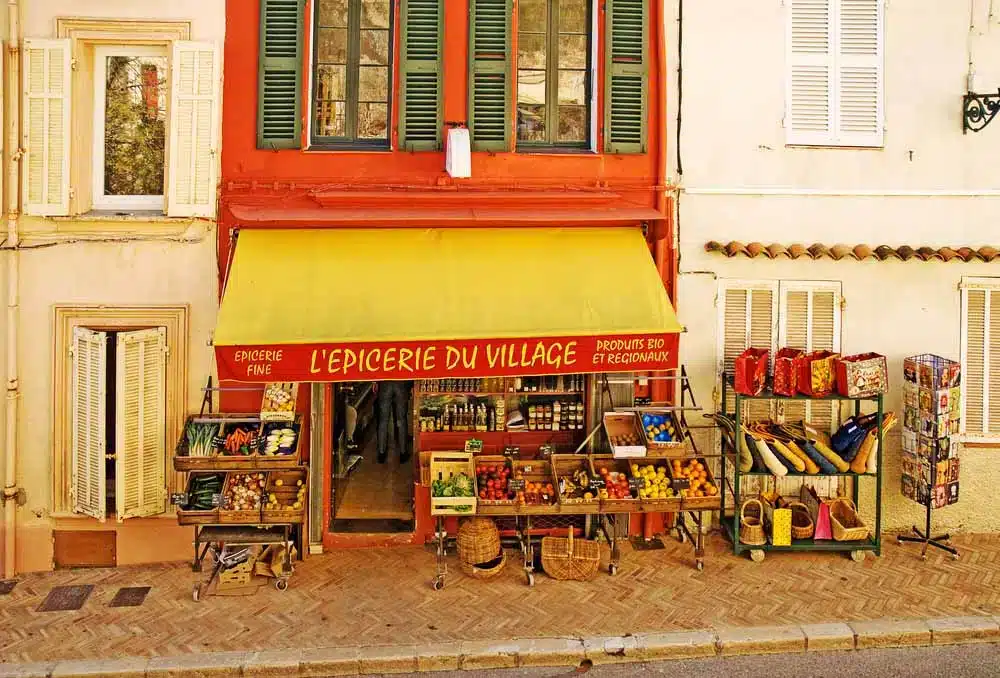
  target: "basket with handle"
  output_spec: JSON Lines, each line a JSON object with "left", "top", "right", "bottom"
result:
{"left": 739, "top": 498, "right": 767, "bottom": 546}
{"left": 829, "top": 497, "right": 869, "bottom": 541}
{"left": 541, "top": 528, "right": 600, "bottom": 581}
{"left": 787, "top": 500, "right": 815, "bottom": 539}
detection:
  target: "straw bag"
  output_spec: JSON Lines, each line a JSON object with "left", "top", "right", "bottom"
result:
{"left": 457, "top": 518, "right": 506, "bottom": 579}
{"left": 829, "top": 498, "right": 869, "bottom": 541}
{"left": 739, "top": 498, "right": 767, "bottom": 546}
{"left": 787, "top": 501, "right": 815, "bottom": 539}
{"left": 541, "top": 528, "right": 600, "bottom": 581}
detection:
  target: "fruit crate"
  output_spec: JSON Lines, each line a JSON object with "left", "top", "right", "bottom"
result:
{"left": 551, "top": 454, "right": 601, "bottom": 512}
{"left": 591, "top": 456, "right": 641, "bottom": 513}
{"left": 175, "top": 471, "right": 225, "bottom": 525}
{"left": 218, "top": 472, "right": 267, "bottom": 524}
{"left": 512, "top": 458, "right": 560, "bottom": 514}
{"left": 638, "top": 410, "right": 686, "bottom": 455}
{"left": 472, "top": 455, "right": 517, "bottom": 516}
{"left": 670, "top": 457, "right": 720, "bottom": 511}
{"left": 429, "top": 451, "right": 477, "bottom": 516}
{"left": 602, "top": 412, "right": 646, "bottom": 458}
{"left": 631, "top": 459, "right": 681, "bottom": 512}
{"left": 261, "top": 469, "right": 307, "bottom": 524}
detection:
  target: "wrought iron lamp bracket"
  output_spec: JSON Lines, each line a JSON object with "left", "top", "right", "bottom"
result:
{"left": 963, "top": 89, "right": 1000, "bottom": 133}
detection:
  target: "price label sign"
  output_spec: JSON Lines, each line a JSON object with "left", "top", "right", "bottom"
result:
{"left": 538, "top": 444, "right": 554, "bottom": 458}
{"left": 211, "top": 493, "right": 223, "bottom": 507}
{"left": 170, "top": 492, "right": 188, "bottom": 506}
{"left": 465, "top": 438, "right": 484, "bottom": 453}
{"left": 589, "top": 477, "right": 606, "bottom": 491}
{"left": 508, "top": 478, "right": 526, "bottom": 492}
{"left": 628, "top": 477, "right": 644, "bottom": 492}
{"left": 502, "top": 445, "right": 521, "bottom": 458}
{"left": 672, "top": 478, "right": 691, "bottom": 492}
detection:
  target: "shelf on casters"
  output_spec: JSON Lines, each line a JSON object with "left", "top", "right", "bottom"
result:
{"left": 723, "top": 377, "right": 884, "bottom": 402}
{"left": 735, "top": 470, "right": 877, "bottom": 478}
{"left": 418, "top": 391, "right": 584, "bottom": 397}
{"left": 722, "top": 522, "right": 876, "bottom": 552}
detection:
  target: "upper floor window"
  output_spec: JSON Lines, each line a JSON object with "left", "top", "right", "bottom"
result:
{"left": 312, "top": 0, "right": 393, "bottom": 147}
{"left": 516, "top": 0, "right": 591, "bottom": 148}
{"left": 961, "top": 277, "right": 1000, "bottom": 440}
{"left": 93, "top": 46, "right": 168, "bottom": 212}
{"left": 786, "top": 0, "right": 884, "bottom": 147}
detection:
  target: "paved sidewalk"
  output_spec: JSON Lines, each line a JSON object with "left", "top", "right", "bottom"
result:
{"left": 1, "top": 531, "right": 999, "bottom": 666}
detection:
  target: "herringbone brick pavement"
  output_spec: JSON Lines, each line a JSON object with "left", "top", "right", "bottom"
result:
{"left": 1, "top": 532, "right": 999, "bottom": 663}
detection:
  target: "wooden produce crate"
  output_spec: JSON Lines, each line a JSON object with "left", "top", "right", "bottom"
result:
{"left": 472, "top": 455, "right": 517, "bottom": 516}
{"left": 175, "top": 472, "right": 225, "bottom": 525}
{"left": 257, "top": 421, "right": 303, "bottom": 469}
{"left": 261, "top": 382, "right": 298, "bottom": 422}
{"left": 551, "top": 454, "right": 601, "bottom": 512}
{"left": 174, "top": 414, "right": 261, "bottom": 471}
{"left": 630, "top": 458, "right": 681, "bottom": 512}
{"left": 261, "top": 469, "right": 307, "bottom": 524}
{"left": 670, "top": 457, "right": 720, "bottom": 511}
{"left": 603, "top": 412, "right": 646, "bottom": 458}
{"left": 218, "top": 471, "right": 267, "bottom": 524}
{"left": 637, "top": 410, "right": 686, "bottom": 456}
{"left": 512, "top": 458, "right": 560, "bottom": 514}
{"left": 591, "top": 456, "right": 641, "bottom": 513}
{"left": 429, "top": 451, "right": 477, "bottom": 516}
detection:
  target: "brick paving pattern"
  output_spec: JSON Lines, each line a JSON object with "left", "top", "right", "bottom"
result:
{"left": 1, "top": 532, "right": 999, "bottom": 663}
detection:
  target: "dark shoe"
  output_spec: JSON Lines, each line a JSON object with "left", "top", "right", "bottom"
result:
{"left": 399, "top": 451, "right": 412, "bottom": 465}
{"left": 377, "top": 453, "right": 387, "bottom": 464}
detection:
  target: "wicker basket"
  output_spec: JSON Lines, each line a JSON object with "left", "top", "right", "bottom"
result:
{"left": 739, "top": 498, "right": 767, "bottom": 546}
{"left": 459, "top": 549, "right": 507, "bottom": 579}
{"left": 456, "top": 517, "right": 501, "bottom": 567}
{"left": 829, "top": 498, "right": 869, "bottom": 541}
{"left": 787, "top": 500, "right": 815, "bottom": 539}
{"left": 541, "top": 528, "right": 600, "bottom": 581}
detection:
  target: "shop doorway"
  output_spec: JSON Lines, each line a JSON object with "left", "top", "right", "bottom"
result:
{"left": 329, "top": 382, "right": 415, "bottom": 533}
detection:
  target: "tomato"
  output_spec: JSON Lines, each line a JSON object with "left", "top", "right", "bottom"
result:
{"left": 487, "top": 479, "right": 495, "bottom": 489}
{"left": 479, "top": 490, "right": 487, "bottom": 499}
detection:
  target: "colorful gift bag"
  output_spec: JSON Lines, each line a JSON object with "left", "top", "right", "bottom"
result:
{"left": 795, "top": 350, "right": 840, "bottom": 396}
{"left": 734, "top": 348, "right": 770, "bottom": 395}
{"left": 836, "top": 353, "right": 889, "bottom": 398}
{"left": 773, "top": 348, "right": 803, "bottom": 396}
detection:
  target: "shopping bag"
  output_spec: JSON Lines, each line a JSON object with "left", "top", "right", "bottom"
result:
{"left": 801, "top": 485, "right": 833, "bottom": 540}
{"left": 795, "top": 350, "right": 840, "bottom": 397}
{"left": 773, "top": 348, "right": 803, "bottom": 396}
{"left": 734, "top": 348, "right": 769, "bottom": 395}
{"left": 836, "top": 353, "right": 888, "bottom": 398}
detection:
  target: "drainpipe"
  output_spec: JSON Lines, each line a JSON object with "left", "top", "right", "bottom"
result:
{"left": 2, "top": 0, "right": 22, "bottom": 580}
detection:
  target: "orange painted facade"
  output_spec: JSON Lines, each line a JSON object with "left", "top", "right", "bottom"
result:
{"left": 219, "top": 0, "right": 677, "bottom": 546}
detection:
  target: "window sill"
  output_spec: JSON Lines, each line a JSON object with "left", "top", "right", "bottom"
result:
{"left": 785, "top": 143, "right": 885, "bottom": 151}
{"left": 21, "top": 211, "right": 209, "bottom": 241}
{"left": 305, "top": 143, "right": 392, "bottom": 153}
{"left": 52, "top": 210, "right": 181, "bottom": 223}
{"left": 515, "top": 146, "right": 596, "bottom": 155}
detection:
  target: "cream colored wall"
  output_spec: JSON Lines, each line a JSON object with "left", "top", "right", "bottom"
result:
{"left": 667, "top": 0, "right": 1000, "bottom": 534}
{"left": 24, "top": 0, "right": 225, "bottom": 40}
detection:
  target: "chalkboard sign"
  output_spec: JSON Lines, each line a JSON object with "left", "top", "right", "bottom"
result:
{"left": 628, "top": 477, "right": 644, "bottom": 492}
{"left": 211, "top": 493, "right": 223, "bottom": 507}
{"left": 502, "top": 445, "right": 520, "bottom": 458}
{"left": 508, "top": 478, "right": 526, "bottom": 492}
{"left": 170, "top": 492, "right": 188, "bottom": 506}
{"left": 211, "top": 434, "right": 226, "bottom": 449}
{"left": 589, "top": 477, "right": 606, "bottom": 491}
{"left": 465, "top": 438, "right": 484, "bottom": 453}
{"left": 538, "top": 443, "right": 554, "bottom": 458}
{"left": 672, "top": 477, "right": 691, "bottom": 491}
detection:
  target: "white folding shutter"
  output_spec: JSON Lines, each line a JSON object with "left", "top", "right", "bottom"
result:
{"left": 115, "top": 328, "right": 168, "bottom": 520}
{"left": 71, "top": 328, "right": 107, "bottom": 521}
{"left": 778, "top": 281, "right": 843, "bottom": 431}
{"left": 786, "top": 0, "right": 834, "bottom": 144}
{"left": 22, "top": 38, "right": 71, "bottom": 216}
{"left": 961, "top": 279, "right": 1000, "bottom": 438}
{"left": 717, "top": 281, "right": 779, "bottom": 422}
{"left": 836, "top": 0, "right": 883, "bottom": 146}
{"left": 166, "top": 41, "right": 220, "bottom": 218}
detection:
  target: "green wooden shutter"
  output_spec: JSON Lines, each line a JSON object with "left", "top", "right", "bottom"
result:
{"left": 604, "top": 0, "right": 648, "bottom": 153}
{"left": 257, "top": 0, "right": 304, "bottom": 149}
{"left": 400, "top": 0, "right": 443, "bottom": 150}
{"left": 468, "top": 0, "right": 512, "bottom": 151}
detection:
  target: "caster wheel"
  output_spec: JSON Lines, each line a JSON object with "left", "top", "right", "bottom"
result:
{"left": 850, "top": 550, "right": 865, "bottom": 563}
{"left": 921, "top": 554, "right": 928, "bottom": 561}
{"left": 696, "top": 560, "right": 704, "bottom": 572}
{"left": 432, "top": 576, "right": 445, "bottom": 591}
{"left": 677, "top": 530, "right": 686, "bottom": 544}
{"left": 608, "top": 563, "right": 618, "bottom": 576}
{"left": 896, "top": 536, "right": 903, "bottom": 545}
{"left": 952, "top": 553, "right": 960, "bottom": 560}
{"left": 275, "top": 578, "right": 289, "bottom": 591}
{"left": 192, "top": 584, "right": 202, "bottom": 602}
{"left": 526, "top": 572, "right": 535, "bottom": 587}
{"left": 749, "top": 549, "right": 765, "bottom": 563}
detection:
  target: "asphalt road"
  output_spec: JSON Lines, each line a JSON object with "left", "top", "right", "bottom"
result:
{"left": 364, "top": 643, "right": 1000, "bottom": 678}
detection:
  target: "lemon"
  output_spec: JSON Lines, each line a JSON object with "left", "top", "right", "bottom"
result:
{"left": 275, "top": 479, "right": 283, "bottom": 487}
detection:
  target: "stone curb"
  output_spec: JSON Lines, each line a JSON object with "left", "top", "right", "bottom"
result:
{"left": 3, "top": 614, "right": 1000, "bottom": 677}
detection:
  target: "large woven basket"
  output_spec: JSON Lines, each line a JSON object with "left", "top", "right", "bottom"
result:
{"left": 459, "top": 549, "right": 507, "bottom": 579}
{"left": 456, "top": 517, "right": 501, "bottom": 567}
{"left": 739, "top": 498, "right": 767, "bottom": 546}
{"left": 541, "top": 528, "right": 600, "bottom": 581}
{"left": 787, "top": 500, "right": 815, "bottom": 539}
{"left": 829, "top": 498, "right": 869, "bottom": 541}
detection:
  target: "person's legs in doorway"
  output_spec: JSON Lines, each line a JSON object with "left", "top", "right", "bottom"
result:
{"left": 391, "top": 382, "right": 411, "bottom": 464}
{"left": 345, "top": 404, "right": 358, "bottom": 451}
{"left": 375, "top": 382, "right": 392, "bottom": 463}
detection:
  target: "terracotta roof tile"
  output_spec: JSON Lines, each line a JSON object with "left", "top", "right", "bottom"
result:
{"left": 704, "top": 241, "right": 1000, "bottom": 263}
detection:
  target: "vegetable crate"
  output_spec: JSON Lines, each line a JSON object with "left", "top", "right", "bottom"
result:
{"left": 261, "top": 382, "right": 298, "bottom": 422}
{"left": 175, "top": 472, "right": 225, "bottom": 525}
{"left": 551, "top": 454, "right": 601, "bottom": 511}
{"left": 429, "top": 451, "right": 478, "bottom": 516}
{"left": 590, "top": 456, "right": 641, "bottom": 513}
{"left": 219, "top": 472, "right": 268, "bottom": 524}
{"left": 602, "top": 412, "right": 646, "bottom": 458}
{"left": 472, "top": 455, "right": 518, "bottom": 516}
{"left": 638, "top": 410, "right": 686, "bottom": 456}
{"left": 261, "top": 469, "right": 307, "bottom": 524}
{"left": 174, "top": 414, "right": 302, "bottom": 471}
{"left": 512, "top": 458, "right": 560, "bottom": 514}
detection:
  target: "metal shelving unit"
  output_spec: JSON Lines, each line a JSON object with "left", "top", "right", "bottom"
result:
{"left": 719, "top": 373, "right": 884, "bottom": 562}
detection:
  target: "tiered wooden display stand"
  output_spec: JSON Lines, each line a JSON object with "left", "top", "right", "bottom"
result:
{"left": 425, "top": 370, "right": 719, "bottom": 589}
{"left": 173, "top": 382, "right": 308, "bottom": 601}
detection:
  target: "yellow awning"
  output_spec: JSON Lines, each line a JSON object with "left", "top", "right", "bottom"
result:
{"left": 214, "top": 227, "right": 683, "bottom": 382}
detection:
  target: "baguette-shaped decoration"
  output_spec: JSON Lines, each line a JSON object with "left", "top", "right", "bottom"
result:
{"left": 850, "top": 431, "right": 876, "bottom": 473}
{"left": 770, "top": 439, "right": 807, "bottom": 473}
{"left": 801, "top": 440, "right": 839, "bottom": 474}
{"left": 745, "top": 433, "right": 767, "bottom": 472}
{"left": 737, "top": 433, "right": 754, "bottom": 472}
{"left": 785, "top": 440, "right": 821, "bottom": 474}
{"left": 752, "top": 437, "right": 788, "bottom": 476}
{"left": 810, "top": 438, "right": 850, "bottom": 472}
